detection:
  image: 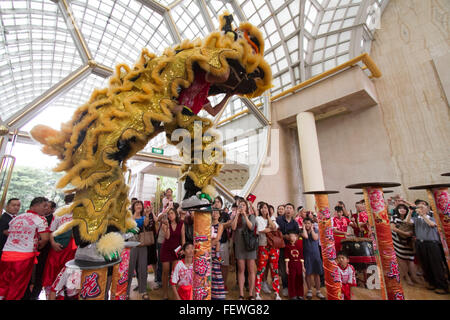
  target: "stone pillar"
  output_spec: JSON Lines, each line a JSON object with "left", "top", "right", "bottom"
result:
{"left": 296, "top": 112, "right": 325, "bottom": 211}
{"left": 177, "top": 179, "right": 184, "bottom": 202}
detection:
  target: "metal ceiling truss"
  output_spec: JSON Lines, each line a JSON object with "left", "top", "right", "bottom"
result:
{"left": 1, "top": 0, "right": 389, "bottom": 200}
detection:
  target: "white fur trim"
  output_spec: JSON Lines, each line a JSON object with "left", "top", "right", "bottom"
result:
{"left": 96, "top": 232, "right": 125, "bottom": 256}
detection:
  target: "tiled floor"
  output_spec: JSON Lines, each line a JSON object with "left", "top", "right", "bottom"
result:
{"left": 128, "top": 269, "right": 450, "bottom": 301}
{"left": 33, "top": 266, "right": 449, "bottom": 300}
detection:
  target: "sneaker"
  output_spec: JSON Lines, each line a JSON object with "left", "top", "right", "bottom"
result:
{"left": 275, "top": 293, "right": 282, "bottom": 300}
{"left": 181, "top": 192, "right": 211, "bottom": 209}
{"left": 316, "top": 291, "right": 326, "bottom": 300}
{"left": 306, "top": 290, "right": 313, "bottom": 300}
{"left": 255, "top": 293, "right": 262, "bottom": 300}
{"left": 434, "top": 288, "right": 449, "bottom": 295}
{"left": 298, "top": 296, "right": 304, "bottom": 300}
{"left": 262, "top": 282, "right": 271, "bottom": 294}
{"left": 282, "top": 288, "right": 288, "bottom": 297}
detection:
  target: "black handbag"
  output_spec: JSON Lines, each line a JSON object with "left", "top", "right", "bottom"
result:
{"left": 241, "top": 220, "right": 258, "bottom": 252}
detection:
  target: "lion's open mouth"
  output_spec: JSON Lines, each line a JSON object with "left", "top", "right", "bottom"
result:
{"left": 177, "top": 61, "right": 264, "bottom": 114}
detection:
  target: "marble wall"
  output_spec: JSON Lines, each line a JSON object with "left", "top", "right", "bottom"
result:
{"left": 249, "top": 0, "right": 449, "bottom": 209}
{"left": 369, "top": 0, "right": 450, "bottom": 200}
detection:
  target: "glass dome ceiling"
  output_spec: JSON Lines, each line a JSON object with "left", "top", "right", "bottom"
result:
{"left": 1, "top": 0, "right": 389, "bottom": 197}
{"left": 1, "top": 0, "right": 389, "bottom": 130}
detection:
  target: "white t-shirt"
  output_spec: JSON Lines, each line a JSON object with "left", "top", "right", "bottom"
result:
{"left": 170, "top": 259, "right": 193, "bottom": 287}
{"left": 337, "top": 264, "right": 356, "bottom": 285}
{"left": 3, "top": 211, "right": 49, "bottom": 253}
{"left": 255, "top": 216, "right": 279, "bottom": 247}
{"left": 50, "top": 212, "right": 73, "bottom": 232}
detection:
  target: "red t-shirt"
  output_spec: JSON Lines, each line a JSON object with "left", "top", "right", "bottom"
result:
{"left": 351, "top": 211, "right": 369, "bottom": 237}
{"left": 332, "top": 216, "right": 350, "bottom": 233}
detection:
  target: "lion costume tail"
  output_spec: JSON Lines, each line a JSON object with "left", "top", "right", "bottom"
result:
{"left": 30, "top": 124, "right": 66, "bottom": 159}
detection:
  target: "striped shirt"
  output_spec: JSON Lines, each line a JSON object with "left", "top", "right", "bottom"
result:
{"left": 390, "top": 214, "right": 415, "bottom": 261}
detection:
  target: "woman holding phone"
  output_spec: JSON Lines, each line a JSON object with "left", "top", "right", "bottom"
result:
{"left": 232, "top": 198, "right": 257, "bottom": 300}
{"left": 155, "top": 188, "right": 174, "bottom": 288}
{"left": 144, "top": 202, "right": 158, "bottom": 280}
{"left": 160, "top": 206, "right": 185, "bottom": 299}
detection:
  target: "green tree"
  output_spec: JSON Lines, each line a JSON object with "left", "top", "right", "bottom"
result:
{"left": 159, "top": 176, "right": 178, "bottom": 202}
{"left": 0, "top": 166, "right": 65, "bottom": 213}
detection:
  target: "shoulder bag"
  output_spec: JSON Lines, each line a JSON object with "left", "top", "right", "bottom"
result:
{"left": 266, "top": 230, "right": 285, "bottom": 249}
{"left": 241, "top": 219, "right": 258, "bottom": 251}
{"left": 138, "top": 225, "right": 155, "bottom": 246}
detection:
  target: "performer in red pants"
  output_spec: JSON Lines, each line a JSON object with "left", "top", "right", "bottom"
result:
{"left": 42, "top": 210, "right": 77, "bottom": 298}
{"left": 285, "top": 231, "right": 304, "bottom": 300}
{"left": 0, "top": 197, "right": 50, "bottom": 300}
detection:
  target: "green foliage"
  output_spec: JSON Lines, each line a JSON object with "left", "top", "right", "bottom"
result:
{"left": 159, "top": 176, "right": 178, "bottom": 202}
{"left": 0, "top": 165, "right": 64, "bottom": 213}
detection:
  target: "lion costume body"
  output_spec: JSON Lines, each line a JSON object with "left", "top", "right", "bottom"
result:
{"left": 30, "top": 13, "right": 272, "bottom": 259}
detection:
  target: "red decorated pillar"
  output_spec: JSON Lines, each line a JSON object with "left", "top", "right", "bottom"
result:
{"left": 347, "top": 182, "right": 404, "bottom": 300}
{"left": 304, "top": 190, "right": 343, "bottom": 300}
{"left": 192, "top": 209, "right": 212, "bottom": 300}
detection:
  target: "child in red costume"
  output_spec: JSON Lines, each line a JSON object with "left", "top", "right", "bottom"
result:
{"left": 170, "top": 242, "right": 194, "bottom": 300}
{"left": 337, "top": 251, "right": 357, "bottom": 300}
{"left": 284, "top": 230, "right": 304, "bottom": 300}
{"left": 332, "top": 206, "right": 350, "bottom": 253}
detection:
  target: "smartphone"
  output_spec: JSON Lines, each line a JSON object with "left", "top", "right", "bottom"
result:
{"left": 246, "top": 193, "right": 256, "bottom": 203}
{"left": 144, "top": 200, "right": 151, "bottom": 208}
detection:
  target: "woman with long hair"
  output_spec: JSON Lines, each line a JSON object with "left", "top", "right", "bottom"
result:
{"left": 276, "top": 205, "right": 285, "bottom": 217}
{"left": 155, "top": 188, "right": 174, "bottom": 288}
{"left": 390, "top": 203, "right": 422, "bottom": 285}
{"left": 255, "top": 202, "right": 281, "bottom": 300}
{"left": 160, "top": 206, "right": 185, "bottom": 299}
{"left": 144, "top": 203, "right": 158, "bottom": 280}
{"left": 213, "top": 196, "right": 232, "bottom": 292}
{"left": 127, "top": 200, "right": 150, "bottom": 300}
{"left": 231, "top": 198, "right": 257, "bottom": 300}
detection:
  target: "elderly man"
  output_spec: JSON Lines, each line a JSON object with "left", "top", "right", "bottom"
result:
{"left": 0, "top": 198, "right": 21, "bottom": 259}
{"left": 406, "top": 202, "right": 449, "bottom": 294}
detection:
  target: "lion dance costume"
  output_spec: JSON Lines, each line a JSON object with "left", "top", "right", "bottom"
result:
{"left": 30, "top": 12, "right": 272, "bottom": 263}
